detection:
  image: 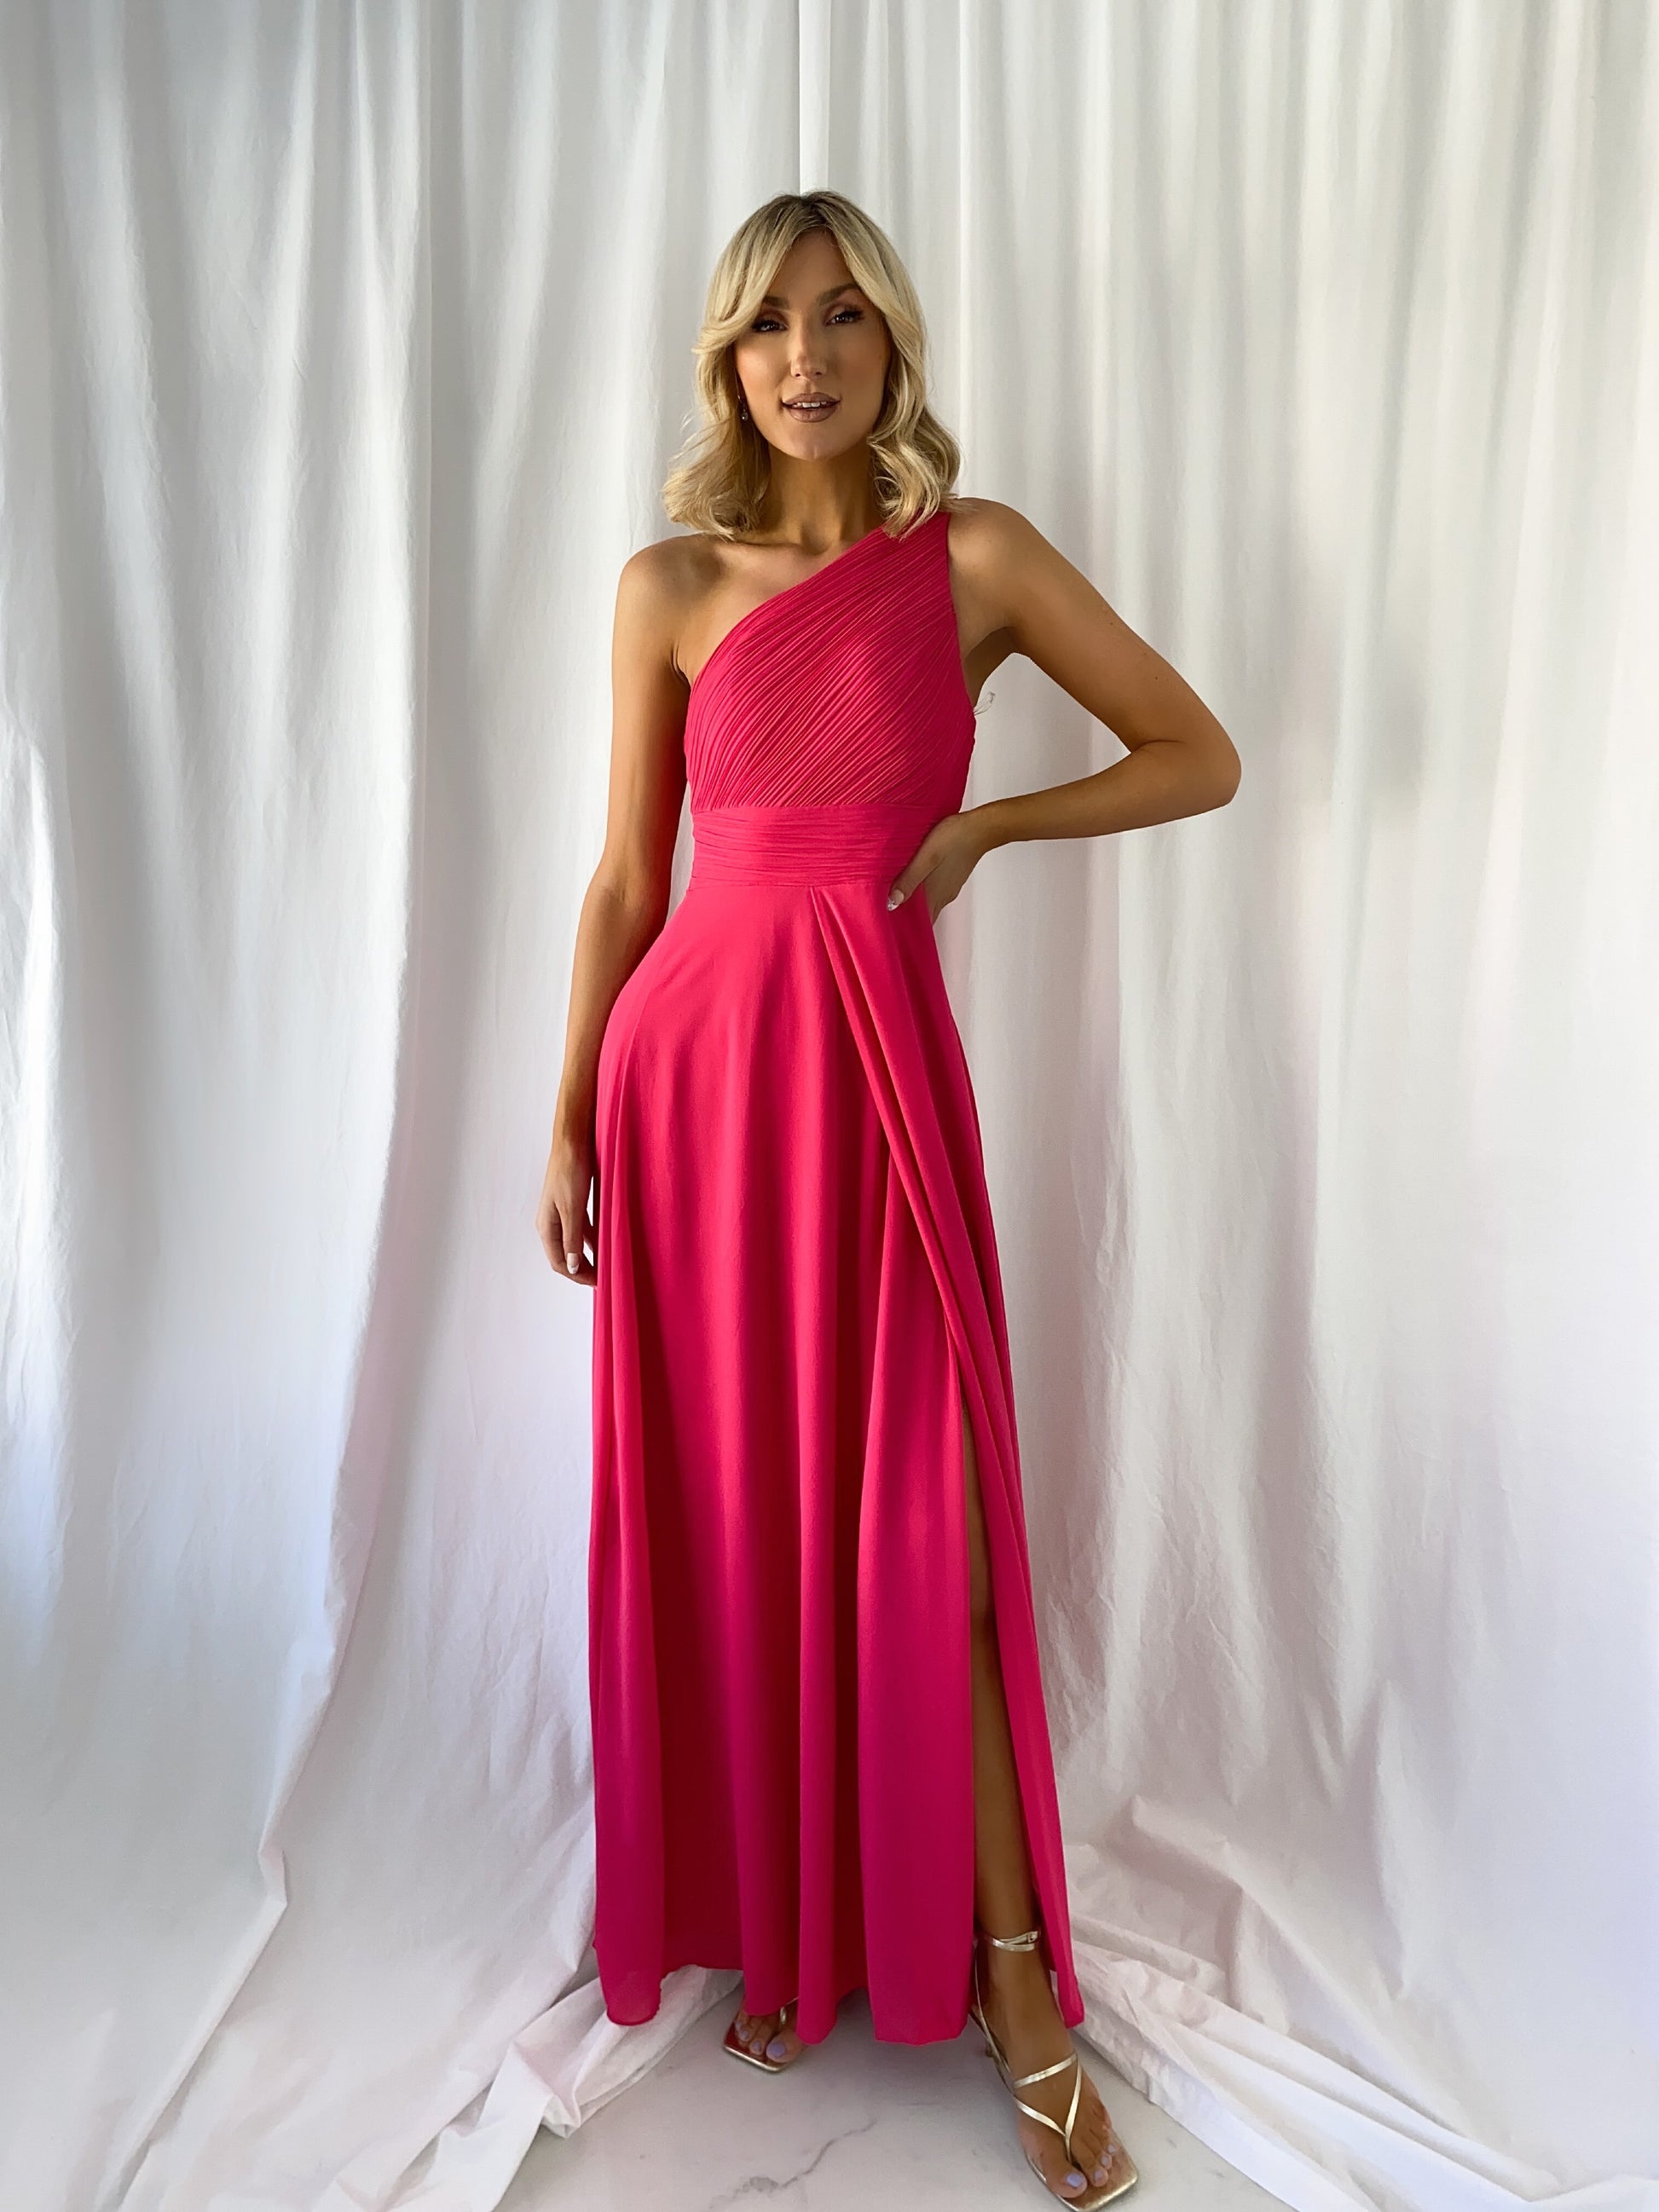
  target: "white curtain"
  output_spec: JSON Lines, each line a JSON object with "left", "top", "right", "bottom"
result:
{"left": 3, "top": 3, "right": 1656, "bottom": 2208}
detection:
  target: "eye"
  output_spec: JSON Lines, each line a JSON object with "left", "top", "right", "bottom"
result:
{"left": 749, "top": 304, "right": 864, "bottom": 333}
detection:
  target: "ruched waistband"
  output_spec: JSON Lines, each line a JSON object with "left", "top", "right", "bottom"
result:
{"left": 687, "top": 801, "right": 940, "bottom": 887}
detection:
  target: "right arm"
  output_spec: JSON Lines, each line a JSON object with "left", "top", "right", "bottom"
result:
{"left": 535, "top": 544, "right": 689, "bottom": 1285}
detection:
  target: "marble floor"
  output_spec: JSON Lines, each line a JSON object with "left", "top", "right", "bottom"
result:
{"left": 501, "top": 1989, "right": 1289, "bottom": 2210}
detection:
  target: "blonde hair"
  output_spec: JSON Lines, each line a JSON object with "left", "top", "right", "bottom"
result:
{"left": 661, "top": 188, "right": 962, "bottom": 542}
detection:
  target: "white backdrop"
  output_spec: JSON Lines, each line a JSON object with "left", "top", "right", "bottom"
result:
{"left": 3, "top": 3, "right": 1656, "bottom": 2209}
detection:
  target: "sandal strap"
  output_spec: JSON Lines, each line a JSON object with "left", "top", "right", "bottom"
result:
{"left": 978, "top": 1924, "right": 1043, "bottom": 1952}
{"left": 969, "top": 1932, "right": 1087, "bottom": 2167}
{"left": 1011, "top": 2048, "right": 1084, "bottom": 2160}
{"left": 1010, "top": 2053, "right": 1077, "bottom": 2088}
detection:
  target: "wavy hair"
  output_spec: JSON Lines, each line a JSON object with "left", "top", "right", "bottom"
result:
{"left": 661, "top": 188, "right": 962, "bottom": 542}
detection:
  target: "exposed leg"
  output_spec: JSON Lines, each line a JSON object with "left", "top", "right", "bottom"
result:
{"left": 962, "top": 1379, "right": 1116, "bottom": 2199}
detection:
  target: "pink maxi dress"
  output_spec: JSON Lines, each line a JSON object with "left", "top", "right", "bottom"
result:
{"left": 587, "top": 502, "right": 1084, "bottom": 2047}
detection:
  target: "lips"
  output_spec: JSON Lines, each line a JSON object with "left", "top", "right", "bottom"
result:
{"left": 783, "top": 396, "right": 838, "bottom": 417}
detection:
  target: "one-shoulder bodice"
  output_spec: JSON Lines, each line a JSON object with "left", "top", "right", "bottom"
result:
{"left": 681, "top": 507, "right": 975, "bottom": 889}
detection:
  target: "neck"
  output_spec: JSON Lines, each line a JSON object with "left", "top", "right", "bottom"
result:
{"left": 753, "top": 463, "right": 882, "bottom": 551}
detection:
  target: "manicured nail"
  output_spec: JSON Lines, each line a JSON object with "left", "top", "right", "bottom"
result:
{"left": 1066, "top": 2174, "right": 1085, "bottom": 2192}
{"left": 565, "top": 1252, "right": 580, "bottom": 1274}
{"left": 887, "top": 887, "right": 901, "bottom": 908}
{"left": 766, "top": 2036, "right": 789, "bottom": 2059}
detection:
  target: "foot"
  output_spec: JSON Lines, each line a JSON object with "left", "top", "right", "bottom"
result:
{"left": 974, "top": 1934, "right": 1118, "bottom": 2200}
{"left": 729, "top": 1997, "right": 803, "bottom": 2065}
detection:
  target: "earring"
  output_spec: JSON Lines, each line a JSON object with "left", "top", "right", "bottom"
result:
{"left": 738, "top": 401, "right": 749, "bottom": 421}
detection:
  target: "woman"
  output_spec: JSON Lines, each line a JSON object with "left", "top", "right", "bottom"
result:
{"left": 537, "top": 188, "right": 1239, "bottom": 2209}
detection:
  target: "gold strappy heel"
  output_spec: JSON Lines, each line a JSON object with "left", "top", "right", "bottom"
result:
{"left": 968, "top": 1924, "right": 1139, "bottom": 2206}
{"left": 722, "top": 1995, "right": 804, "bottom": 2072}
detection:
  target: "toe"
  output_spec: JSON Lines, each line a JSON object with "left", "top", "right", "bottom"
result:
{"left": 731, "top": 1997, "right": 806, "bottom": 2065}
{"left": 1022, "top": 2123, "right": 1085, "bottom": 2202}
{"left": 1072, "top": 2075, "right": 1111, "bottom": 2174}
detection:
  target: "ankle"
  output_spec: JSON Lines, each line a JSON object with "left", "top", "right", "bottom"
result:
{"left": 977, "top": 1920, "right": 1042, "bottom": 1958}
{"left": 978, "top": 1930, "right": 1053, "bottom": 2000}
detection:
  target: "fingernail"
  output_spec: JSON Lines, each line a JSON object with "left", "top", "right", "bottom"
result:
{"left": 887, "top": 888, "right": 901, "bottom": 908}
{"left": 565, "top": 1252, "right": 580, "bottom": 1273}
{"left": 766, "top": 2036, "right": 789, "bottom": 2059}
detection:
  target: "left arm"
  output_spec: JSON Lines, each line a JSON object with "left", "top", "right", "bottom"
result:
{"left": 889, "top": 499, "right": 1240, "bottom": 914}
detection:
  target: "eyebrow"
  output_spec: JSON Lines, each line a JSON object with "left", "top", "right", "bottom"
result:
{"left": 759, "top": 280, "right": 860, "bottom": 307}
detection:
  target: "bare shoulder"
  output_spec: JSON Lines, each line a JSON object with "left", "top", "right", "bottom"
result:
{"left": 948, "top": 494, "right": 1137, "bottom": 644}
{"left": 939, "top": 494, "right": 1060, "bottom": 629}
{"left": 615, "top": 532, "right": 692, "bottom": 650}
{"left": 940, "top": 493, "right": 1038, "bottom": 563}
{"left": 606, "top": 536, "right": 710, "bottom": 725}
{"left": 620, "top": 530, "right": 737, "bottom": 687}
{"left": 942, "top": 499, "right": 1239, "bottom": 777}
{"left": 939, "top": 494, "right": 1057, "bottom": 678}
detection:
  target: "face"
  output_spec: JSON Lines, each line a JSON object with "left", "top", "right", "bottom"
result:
{"left": 730, "top": 228, "right": 893, "bottom": 459}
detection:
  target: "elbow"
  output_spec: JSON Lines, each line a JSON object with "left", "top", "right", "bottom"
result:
{"left": 1195, "top": 729, "right": 1242, "bottom": 812}
{"left": 590, "top": 858, "right": 672, "bottom": 936}
{"left": 1216, "top": 722, "right": 1243, "bottom": 801}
